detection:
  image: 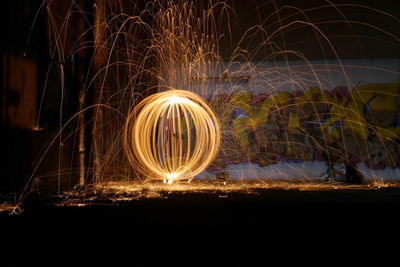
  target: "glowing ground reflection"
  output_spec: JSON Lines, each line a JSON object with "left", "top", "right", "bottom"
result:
{"left": 56, "top": 180, "right": 400, "bottom": 207}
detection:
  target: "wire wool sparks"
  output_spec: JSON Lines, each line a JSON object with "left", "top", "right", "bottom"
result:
{"left": 123, "top": 90, "right": 221, "bottom": 184}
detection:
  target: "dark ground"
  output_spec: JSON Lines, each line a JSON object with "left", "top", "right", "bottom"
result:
{"left": 1, "top": 187, "right": 399, "bottom": 265}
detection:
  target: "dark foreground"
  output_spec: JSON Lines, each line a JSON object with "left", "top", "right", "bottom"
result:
{"left": 1, "top": 187, "right": 400, "bottom": 265}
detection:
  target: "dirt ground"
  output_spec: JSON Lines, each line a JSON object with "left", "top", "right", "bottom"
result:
{"left": 1, "top": 186, "right": 399, "bottom": 265}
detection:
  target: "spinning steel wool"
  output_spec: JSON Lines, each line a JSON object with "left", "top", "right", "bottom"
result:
{"left": 123, "top": 90, "right": 220, "bottom": 184}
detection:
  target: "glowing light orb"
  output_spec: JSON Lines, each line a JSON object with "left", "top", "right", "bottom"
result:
{"left": 123, "top": 90, "right": 221, "bottom": 183}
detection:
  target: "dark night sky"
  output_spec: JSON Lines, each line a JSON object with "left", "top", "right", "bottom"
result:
{"left": 2, "top": 0, "right": 399, "bottom": 60}
{"left": 219, "top": 0, "right": 400, "bottom": 60}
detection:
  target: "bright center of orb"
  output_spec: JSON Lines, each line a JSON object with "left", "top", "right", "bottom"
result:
{"left": 123, "top": 89, "right": 221, "bottom": 184}
{"left": 165, "top": 172, "right": 179, "bottom": 184}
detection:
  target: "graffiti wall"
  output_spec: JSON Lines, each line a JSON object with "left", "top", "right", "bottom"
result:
{"left": 159, "top": 59, "right": 400, "bottom": 181}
